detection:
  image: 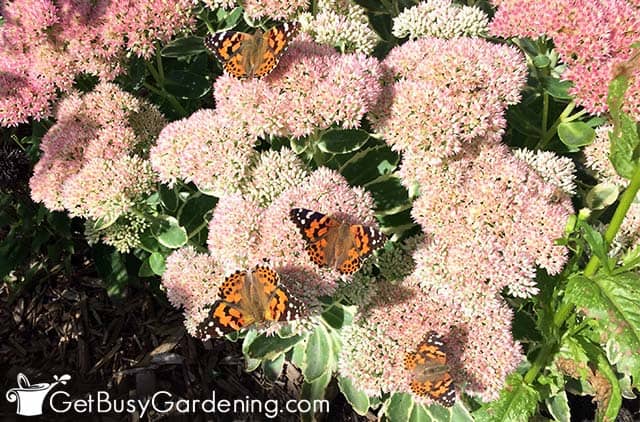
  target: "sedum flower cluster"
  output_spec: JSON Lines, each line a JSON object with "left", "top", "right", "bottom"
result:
{"left": 29, "top": 83, "right": 165, "bottom": 251}
{"left": 0, "top": 0, "right": 194, "bottom": 126}
{"left": 298, "top": 0, "right": 379, "bottom": 54}
{"left": 490, "top": 0, "right": 640, "bottom": 119}
{"left": 392, "top": 0, "right": 489, "bottom": 40}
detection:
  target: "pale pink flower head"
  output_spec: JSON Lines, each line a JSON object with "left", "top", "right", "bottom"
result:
{"left": 392, "top": 0, "right": 489, "bottom": 40}
{"left": 369, "top": 37, "right": 526, "bottom": 164}
{"left": 513, "top": 148, "right": 577, "bottom": 195}
{"left": 214, "top": 35, "right": 382, "bottom": 139}
{"left": 583, "top": 124, "right": 627, "bottom": 187}
{"left": 61, "top": 155, "right": 156, "bottom": 221}
{"left": 409, "top": 142, "right": 572, "bottom": 298}
{"left": 30, "top": 83, "right": 164, "bottom": 217}
{"left": 339, "top": 270, "right": 524, "bottom": 403}
{"left": 298, "top": 0, "right": 378, "bottom": 54}
{"left": 0, "top": 0, "right": 194, "bottom": 125}
{"left": 241, "top": 148, "right": 309, "bottom": 207}
{"left": 150, "top": 109, "right": 257, "bottom": 196}
{"left": 490, "top": 0, "right": 640, "bottom": 119}
{"left": 207, "top": 194, "right": 263, "bottom": 274}
{"left": 161, "top": 247, "right": 223, "bottom": 337}
{"left": 243, "top": 0, "right": 309, "bottom": 20}
{"left": 0, "top": 51, "right": 58, "bottom": 127}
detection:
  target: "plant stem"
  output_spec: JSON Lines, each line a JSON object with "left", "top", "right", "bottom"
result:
{"left": 536, "top": 100, "right": 576, "bottom": 150}
{"left": 144, "top": 61, "right": 187, "bottom": 117}
{"left": 524, "top": 164, "right": 640, "bottom": 385}
{"left": 541, "top": 91, "right": 549, "bottom": 133}
{"left": 584, "top": 165, "right": 640, "bottom": 276}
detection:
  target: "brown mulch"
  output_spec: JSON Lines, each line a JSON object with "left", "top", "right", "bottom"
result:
{"left": 0, "top": 260, "right": 371, "bottom": 421}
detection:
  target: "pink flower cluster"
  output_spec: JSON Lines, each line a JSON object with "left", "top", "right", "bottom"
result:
{"left": 214, "top": 35, "right": 382, "bottom": 139}
{"left": 164, "top": 159, "right": 380, "bottom": 333}
{"left": 408, "top": 142, "right": 572, "bottom": 298}
{"left": 162, "top": 247, "right": 223, "bottom": 336}
{"left": 30, "top": 83, "right": 165, "bottom": 220}
{"left": 207, "top": 167, "right": 378, "bottom": 304}
{"left": 339, "top": 272, "right": 524, "bottom": 403}
{"left": 203, "top": 0, "right": 309, "bottom": 20}
{"left": 0, "top": 0, "right": 194, "bottom": 126}
{"left": 490, "top": 0, "right": 640, "bottom": 119}
{"left": 369, "top": 37, "right": 527, "bottom": 164}
{"left": 149, "top": 109, "right": 257, "bottom": 197}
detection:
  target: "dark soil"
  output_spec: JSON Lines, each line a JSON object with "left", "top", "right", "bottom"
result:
{"left": 0, "top": 261, "right": 372, "bottom": 421}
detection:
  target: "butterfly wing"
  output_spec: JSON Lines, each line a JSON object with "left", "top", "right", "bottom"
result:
{"left": 404, "top": 332, "right": 456, "bottom": 407}
{"left": 196, "top": 300, "right": 247, "bottom": 340}
{"left": 254, "top": 22, "right": 300, "bottom": 79}
{"left": 290, "top": 208, "right": 340, "bottom": 268}
{"left": 204, "top": 31, "right": 253, "bottom": 79}
{"left": 335, "top": 224, "right": 386, "bottom": 275}
{"left": 196, "top": 270, "right": 249, "bottom": 340}
{"left": 250, "top": 265, "right": 304, "bottom": 325}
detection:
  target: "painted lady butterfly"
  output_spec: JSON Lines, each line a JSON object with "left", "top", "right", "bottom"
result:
{"left": 204, "top": 22, "right": 300, "bottom": 79}
{"left": 404, "top": 331, "right": 456, "bottom": 407}
{"left": 196, "top": 265, "right": 303, "bottom": 340}
{"left": 289, "top": 208, "right": 386, "bottom": 275}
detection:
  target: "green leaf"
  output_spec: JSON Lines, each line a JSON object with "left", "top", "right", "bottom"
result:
{"left": 366, "top": 175, "right": 411, "bottom": 214}
{"left": 138, "top": 258, "right": 154, "bottom": 277}
{"left": 262, "top": 353, "right": 285, "bottom": 382}
{"left": 578, "top": 221, "right": 609, "bottom": 272}
{"left": 92, "top": 245, "right": 130, "bottom": 298}
{"left": 337, "top": 376, "right": 370, "bottom": 416}
{"left": 317, "top": 129, "right": 370, "bottom": 154}
{"left": 409, "top": 403, "right": 432, "bottom": 422}
{"left": 546, "top": 391, "right": 571, "bottom": 422}
{"left": 178, "top": 194, "right": 217, "bottom": 236}
{"left": 303, "top": 324, "right": 332, "bottom": 382}
{"left": 609, "top": 113, "right": 640, "bottom": 180}
{"left": 565, "top": 273, "right": 640, "bottom": 385}
{"left": 383, "top": 393, "right": 415, "bottom": 422}
{"left": 473, "top": 373, "right": 540, "bottom": 422}
{"left": 161, "top": 36, "right": 208, "bottom": 57}
{"left": 339, "top": 145, "right": 399, "bottom": 186}
{"left": 557, "top": 121, "right": 596, "bottom": 148}
{"left": 149, "top": 252, "right": 166, "bottom": 275}
{"left": 533, "top": 55, "right": 551, "bottom": 69}
{"left": 542, "top": 77, "right": 573, "bottom": 100}
{"left": 222, "top": 7, "right": 243, "bottom": 28}
{"left": 321, "top": 303, "right": 355, "bottom": 329}
{"left": 578, "top": 336, "right": 622, "bottom": 422}
{"left": 159, "top": 185, "right": 179, "bottom": 212}
{"left": 585, "top": 183, "right": 619, "bottom": 210}
{"left": 155, "top": 217, "right": 188, "bottom": 249}
{"left": 300, "top": 371, "right": 331, "bottom": 421}
{"left": 164, "top": 70, "right": 211, "bottom": 99}
{"left": 92, "top": 213, "right": 119, "bottom": 231}
{"left": 245, "top": 334, "right": 305, "bottom": 361}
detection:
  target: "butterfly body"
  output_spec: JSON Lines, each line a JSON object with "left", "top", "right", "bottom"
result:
{"left": 204, "top": 22, "right": 299, "bottom": 79}
{"left": 197, "top": 266, "right": 302, "bottom": 340}
{"left": 289, "top": 208, "right": 386, "bottom": 275}
{"left": 404, "top": 332, "right": 456, "bottom": 407}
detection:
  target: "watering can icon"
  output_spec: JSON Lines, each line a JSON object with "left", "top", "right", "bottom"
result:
{"left": 6, "top": 373, "right": 71, "bottom": 416}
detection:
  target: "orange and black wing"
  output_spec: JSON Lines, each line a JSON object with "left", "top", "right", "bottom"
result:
{"left": 404, "top": 332, "right": 456, "bottom": 407}
{"left": 336, "top": 225, "right": 386, "bottom": 275}
{"left": 196, "top": 300, "right": 247, "bottom": 340}
{"left": 254, "top": 22, "right": 300, "bottom": 78}
{"left": 289, "top": 208, "right": 340, "bottom": 268}
{"left": 204, "top": 31, "right": 252, "bottom": 79}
